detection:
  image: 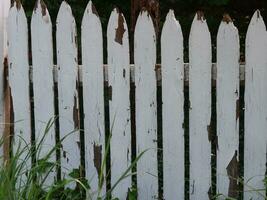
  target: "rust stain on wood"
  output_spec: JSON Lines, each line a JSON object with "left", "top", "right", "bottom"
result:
{"left": 131, "top": 0, "right": 159, "bottom": 36}
{"left": 222, "top": 13, "right": 232, "bottom": 24}
{"left": 3, "top": 58, "right": 14, "bottom": 162}
{"left": 115, "top": 11, "right": 126, "bottom": 45}
{"left": 93, "top": 144, "right": 102, "bottom": 176}
{"left": 226, "top": 151, "right": 239, "bottom": 198}
{"left": 197, "top": 10, "right": 205, "bottom": 21}
{"left": 34, "top": 0, "right": 47, "bottom": 16}
{"left": 11, "top": 0, "right": 22, "bottom": 10}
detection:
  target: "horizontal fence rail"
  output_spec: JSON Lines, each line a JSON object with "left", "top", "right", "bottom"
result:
{"left": 1, "top": 1, "right": 267, "bottom": 200}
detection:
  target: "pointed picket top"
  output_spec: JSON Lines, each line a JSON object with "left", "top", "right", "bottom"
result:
{"left": 135, "top": 10, "right": 156, "bottom": 45}
{"left": 83, "top": 0, "right": 99, "bottom": 18}
{"left": 216, "top": 13, "right": 240, "bottom": 198}
{"left": 134, "top": 10, "right": 156, "bottom": 77}
{"left": 161, "top": 9, "right": 184, "bottom": 200}
{"left": 32, "top": 0, "right": 51, "bottom": 23}
{"left": 246, "top": 10, "right": 267, "bottom": 63}
{"left": 82, "top": 1, "right": 101, "bottom": 32}
{"left": 57, "top": 1, "right": 74, "bottom": 24}
{"left": 190, "top": 11, "right": 210, "bottom": 40}
{"left": 107, "top": 8, "right": 128, "bottom": 46}
{"left": 161, "top": 10, "right": 182, "bottom": 43}
{"left": 218, "top": 14, "right": 237, "bottom": 34}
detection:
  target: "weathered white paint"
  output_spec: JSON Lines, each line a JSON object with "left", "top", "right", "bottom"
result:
{"left": 244, "top": 11, "right": 267, "bottom": 200}
{"left": 81, "top": 1, "right": 105, "bottom": 198}
{"left": 216, "top": 16, "right": 240, "bottom": 199}
{"left": 189, "top": 12, "right": 212, "bottom": 200}
{"left": 56, "top": 1, "right": 80, "bottom": 187}
{"left": 107, "top": 8, "right": 131, "bottom": 199}
{"left": 7, "top": 1, "right": 31, "bottom": 179}
{"left": 31, "top": 0, "right": 56, "bottom": 185}
{"left": 134, "top": 11, "right": 158, "bottom": 199}
{"left": 161, "top": 10, "right": 184, "bottom": 200}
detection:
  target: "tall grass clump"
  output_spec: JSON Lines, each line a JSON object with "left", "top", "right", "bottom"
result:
{"left": 0, "top": 118, "right": 145, "bottom": 200}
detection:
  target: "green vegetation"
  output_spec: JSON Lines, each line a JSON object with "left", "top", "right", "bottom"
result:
{"left": 0, "top": 119, "right": 143, "bottom": 200}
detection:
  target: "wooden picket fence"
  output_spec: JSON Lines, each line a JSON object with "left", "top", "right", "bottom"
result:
{"left": 1, "top": 0, "right": 267, "bottom": 200}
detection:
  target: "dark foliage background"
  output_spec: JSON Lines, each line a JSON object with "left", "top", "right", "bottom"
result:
{"left": 20, "top": 0, "right": 267, "bottom": 63}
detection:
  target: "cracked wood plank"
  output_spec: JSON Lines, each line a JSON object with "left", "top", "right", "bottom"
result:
{"left": 107, "top": 8, "right": 131, "bottom": 199}
{"left": 161, "top": 10, "right": 184, "bottom": 200}
{"left": 31, "top": 0, "right": 56, "bottom": 185}
{"left": 216, "top": 14, "right": 239, "bottom": 199}
{"left": 244, "top": 10, "right": 267, "bottom": 200}
{"left": 189, "top": 12, "right": 212, "bottom": 200}
{"left": 7, "top": 0, "right": 31, "bottom": 182}
{"left": 81, "top": 1, "right": 105, "bottom": 197}
{"left": 56, "top": 1, "right": 80, "bottom": 188}
{"left": 134, "top": 10, "right": 158, "bottom": 199}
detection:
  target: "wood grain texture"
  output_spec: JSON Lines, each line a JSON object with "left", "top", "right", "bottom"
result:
{"left": 134, "top": 10, "right": 158, "bottom": 200}
{"left": 81, "top": 1, "right": 105, "bottom": 197}
{"left": 216, "top": 17, "right": 240, "bottom": 199}
{"left": 56, "top": 1, "right": 80, "bottom": 188}
{"left": 189, "top": 12, "right": 212, "bottom": 200}
{"left": 161, "top": 10, "right": 184, "bottom": 200}
{"left": 244, "top": 10, "right": 267, "bottom": 200}
{"left": 107, "top": 8, "right": 131, "bottom": 199}
{"left": 31, "top": 0, "right": 56, "bottom": 185}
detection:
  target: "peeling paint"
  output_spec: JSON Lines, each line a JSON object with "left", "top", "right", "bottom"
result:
{"left": 222, "top": 13, "right": 232, "bottom": 24}
{"left": 196, "top": 10, "right": 205, "bottom": 21}
{"left": 93, "top": 144, "right": 102, "bottom": 176}
{"left": 34, "top": 0, "right": 47, "bottom": 16}
{"left": 12, "top": 0, "right": 21, "bottom": 10}
{"left": 226, "top": 151, "right": 239, "bottom": 198}
{"left": 115, "top": 12, "right": 125, "bottom": 45}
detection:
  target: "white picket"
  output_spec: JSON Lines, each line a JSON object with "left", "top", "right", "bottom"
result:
{"left": 134, "top": 11, "right": 158, "bottom": 199}
{"left": 7, "top": 1, "right": 31, "bottom": 177}
{"left": 244, "top": 10, "right": 267, "bottom": 200}
{"left": 107, "top": 8, "right": 131, "bottom": 199}
{"left": 216, "top": 15, "right": 240, "bottom": 199}
{"left": 161, "top": 10, "right": 184, "bottom": 200}
{"left": 56, "top": 1, "right": 80, "bottom": 186}
{"left": 31, "top": 0, "right": 56, "bottom": 184}
{"left": 81, "top": 1, "right": 105, "bottom": 197}
{"left": 189, "top": 12, "right": 212, "bottom": 200}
